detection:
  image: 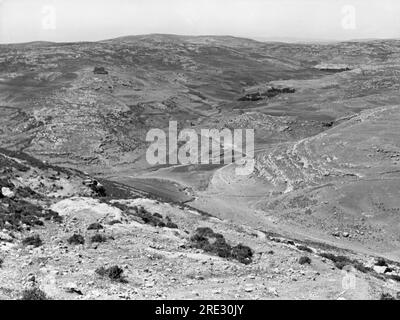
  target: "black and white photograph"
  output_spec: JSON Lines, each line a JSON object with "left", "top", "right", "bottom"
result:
{"left": 0, "top": 0, "right": 400, "bottom": 306}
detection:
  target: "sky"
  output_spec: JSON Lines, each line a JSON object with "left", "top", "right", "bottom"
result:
{"left": 0, "top": 0, "right": 399, "bottom": 44}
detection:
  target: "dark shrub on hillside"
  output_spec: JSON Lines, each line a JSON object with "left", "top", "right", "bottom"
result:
{"left": 0, "top": 198, "right": 62, "bottom": 230}
{"left": 0, "top": 257, "right": 3, "bottom": 268}
{"left": 353, "top": 261, "right": 372, "bottom": 273}
{"left": 108, "top": 219, "right": 122, "bottom": 225}
{"left": 42, "top": 209, "right": 63, "bottom": 223}
{"left": 95, "top": 265, "right": 126, "bottom": 283}
{"left": 93, "top": 67, "right": 108, "bottom": 75}
{"left": 190, "top": 227, "right": 253, "bottom": 265}
{"left": 165, "top": 217, "right": 178, "bottom": 229}
{"left": 21, "top": 288, "right": 49, "bottom": 300}
{"left": 231, "top": 244, "right": 253, "bottom": 265}
{"left": 87, "top": 222, "right": 103, "bottom": 230}
{"left": 376, "top": 257, "right": 388, "bottom": 267}
{"left": 297, "top": 245, "right": 313, "bottom": 253}
{"left": 16, "top": 186, "right": 41, "bottom": 199}
{"left": 319, "top": 252, "right": 352, "bottom": 269}
{"left": 166, "top": 221, "right": 178, "bottom": 229}
{"left": 153, "top": 213, "right": 163, "bottom": 219}
{"left": 386, "top": 274, "right": 400, "bottom": 282}
{"left": 91, "top": 234, "right": 107, "bottom": 243}
{"left": 67, "top": 234, "right": 85, "bottom": 245}
{"left": 319, "top": 252, "right": 371, "bottom": 273}
{"left": 380, "top": 293, "right": 396, "bottom": 300}
{"left": 136, "top": 207, "right": 166, "bottom": 227}
{"left": 22, "top": 235, "right": 42, "bottom": 247}
{"left": 299, "top": 256, "right": 312, "bottom": 265}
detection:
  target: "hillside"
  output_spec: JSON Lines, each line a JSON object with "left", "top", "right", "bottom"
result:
{"left": 1, "top": 35, "right": 400, "bottom": 299}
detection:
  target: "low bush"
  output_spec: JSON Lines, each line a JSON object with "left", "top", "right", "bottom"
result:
{"left": 375, "top": 257, "right": 388, "bottom": 267}
{"left": 299, "top": 256, "right": 312, "bottom": 265}
{"left": 319, "top": 252, "right": 353, "bottom": 270}
{"left": 108, "top": 219, "right": 122, "bottom": 225}
{"left": 231, "top": 244, "right": 253, "bottom": 265}
{"left": 297, "top": 245, "right": 313, "bottom": 253}
{"left": 91, "top": 234, "right": 107, "bottom": 243}
{"left": 380, "top": 293, "right": 396, "bottom": 300}
{"left": 67, "top": 234, "right": 85, "bottom": 245}
{"left": 87, "top": 222, "right": 103, "bottom": 230}
{"left": 22, "top": 235, "right": 42, "bottom": 247}
{"left": 21, "top": 288, "right": 49, "bottom": 300}
{"left": 190, "top": 227, "right": 253, "bottom": 265}
{"left": 319, "top": 252, "right": 371, "bottom": 273}
{"left": 95, "top": 265, "right": 126, "bottom": 283}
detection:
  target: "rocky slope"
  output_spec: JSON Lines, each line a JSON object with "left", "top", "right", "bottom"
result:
{"left": 1, "top": 149, "right": 399, "bottom": 300}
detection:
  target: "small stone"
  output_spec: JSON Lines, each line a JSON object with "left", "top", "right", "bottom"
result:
{"left": 1, "top": 187, "right": 15, "bottom": 198}
{"left": 267, "top": 287, "right": 278, "bottom": 296}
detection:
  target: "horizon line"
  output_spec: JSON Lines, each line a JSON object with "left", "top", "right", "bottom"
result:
{"left": 0, "top": 33, "right": 399, "bottom": 46}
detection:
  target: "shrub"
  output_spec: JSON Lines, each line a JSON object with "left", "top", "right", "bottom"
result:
{"left": 95, "top": 265, "right": 126, "bottom": 283}
{"left": 108, "top": 219, "right": 122, "bottom": 225}
{"left": 91, "top": 234, "right": 107, "bottom": 243}
{"left": 67, "top": 234, "right": 85, "bottom": 245}
{"left": 297, "top": 245, "right": 313, "bottom": 253}
{"left": 231, "top": 244, "right": 253, "bottom": 265}
{"left": 386, "top": 274, "right": 400, "bottom": 282}
{"left": 190, "top": 227, "right": 253, "bottom": 265}
{"left": 166, "top": 221, "right": 178, "bottom": 229}
{"left": 319, "top": 252, "right": 353, "bottom": 270}
{"left": 299, "top": 256, "right": 312, "bottom": 265}
{"left": 21, "top": 288, "right": 49, "bottom": 300}
{"left": 375, "top": 257, "right": 388, "bottom": 267}
{"left": 22, "top": 235, "right": 42, "bottom": 247}
{"left": 136, "top": 208, "right": 166, "bottom": 227}
{"left": 87, "top": 222, "right": 103, "bottom": 230}
{"left": 319, "top": 252, "right": 370, "bottom": 273}
{"left": 353, "top": 261, "right": 372, "bottom": 273}
{"left": 0, "top": 257, "right": 3, "bottom": 268}
{"left": 165, "top": 216, "right": 178, "bottom": 229}
{"left": 380, "top": 293, "right": 396, "bottom": 300}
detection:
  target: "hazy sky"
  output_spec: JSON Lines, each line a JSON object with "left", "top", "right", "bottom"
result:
{"left": 0, "top": 0, "right": 399, "bottom": 43}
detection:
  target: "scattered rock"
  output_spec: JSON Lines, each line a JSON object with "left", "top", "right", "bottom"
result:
{"left": 374, "top": 265, "right": 388, "bottom": 274}
{"left": 0, "top": 231, "right": 13, "bottom": 242}
{"left": 1, "top": 187, "right": 15, "bottom": 198}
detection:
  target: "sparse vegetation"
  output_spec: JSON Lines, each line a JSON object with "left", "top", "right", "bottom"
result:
{"left": 190, "top": 227, "right": 253, "bottom": 264}
{"left": 380, "top": 293, "right": 396, "bottom": 300}
{"left": 299, "top": 256, "right": 312, "bottom": 265}
{"left": 21, "top": 287, "right": 49, "bottom": 300}
{"left": 0, "top": 196, "right": 62, "bottom": 231}
{"left": 67, "top": 234, "right": 85, "bottom": 245}
{"left": 108, "top": 219, "right": 122, "bottom": 225}
{"left": 91, "top": 234, "right": 107, "bottom": 243}
{"left": 95, "top": 265, "right": 127, "bottom": 283}
{"left": 319, "top": 252, "right": 372, "bottom": 273}
{"left": 87, "top": 222, "right": 103, "bottom": 230}
{"left": 297, "top": 245, "right": 313, "bottom": 253}
{"left": 22, "top": 235, "right": 43, "bottom": 247}
{"left": 319, "top": 252, "right": 352, "bottom": 270}
{"left": 376, "top": 257, "right": 388, "bottom": 267}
